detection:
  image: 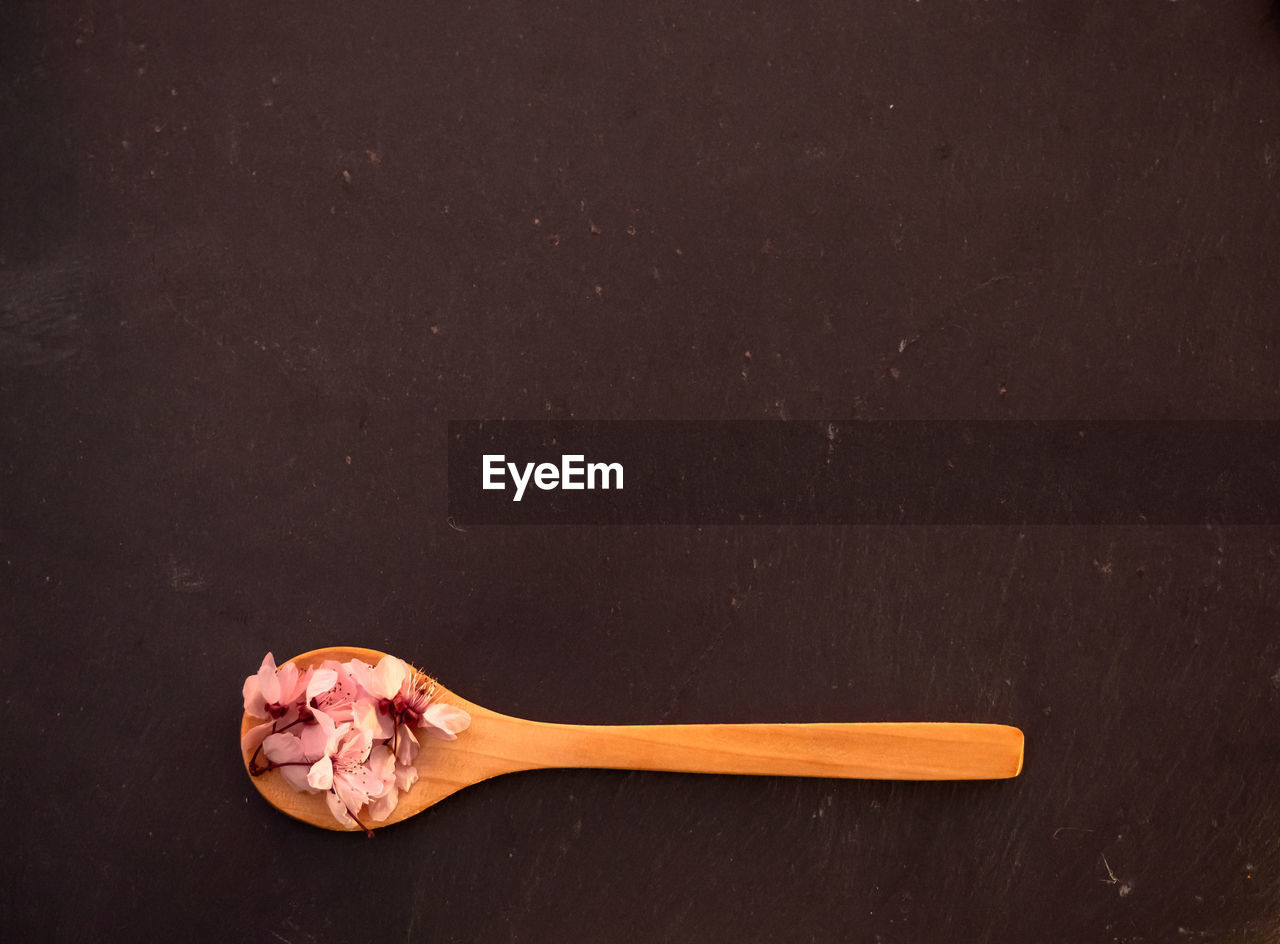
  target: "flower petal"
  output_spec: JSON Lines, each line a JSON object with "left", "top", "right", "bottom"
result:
{"left": 394, "top": 762, "right": 419, "bottom": 793}
{"left": 242, "top": 675, "right": 268, "bottom": 718}
{"left": 339, "top": 764, "right": 388, "bottom": 800}
{"left": 366, "top": 790, "right": 398, "bottom": 822}
{"left": 395, "top": 724, "right": 420, "bottom": 765}
{"left": 372, "top": 656, "right": 408, "bottom": 699}
{"left": 262, "top": 731, "right": 307, "bottom": 764}
{"left": 305, "top": 668, "right": 338, "bottom": 703}
{"left": 367, "top": 744, "right": 396, "bottom": 784}
{"left": 298, "top": 719, "right": 330, "bottom": 758}
{"left": 310, "top": 661, "right": 358, "bottom": 722}
{"left": 240, "top": 720, "right": 275, "bottom": 754}
{"left": 307, "top": 755, "right": 334, "bottom": 791}
{"left": 308, "top": 710, "right": 347, "bottom": 757}
{"left": 278, "top": 764, "right": 313, "bottom": 793}
{"left": 333, "top": 773, "right": 371, "bottom": 814}
{"left": 256, "top": 652, "right": 281, "bottom": 706}
{"left": 276, "top": 661, "right": 302, "bottom": 702}
{"left": 336, "top": 728, "right": 372, "bottom": 766}
{"left": 324, "top": 790, "right": 356, "bottom": 828}
{"left": 347, "top": 658, "right": 393, "bottom": 700}
{"left": 353, "top": 699, "right": 392, "bottom": 741}
{"left": 422, "top": 703, "right": 472, "bottom": 739}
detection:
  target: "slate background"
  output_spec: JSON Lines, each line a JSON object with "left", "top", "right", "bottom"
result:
{"left": 3, "top": 1, "right": 1279, "bottom": 941}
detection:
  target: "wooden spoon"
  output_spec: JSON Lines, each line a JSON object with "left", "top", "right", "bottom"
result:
{"left": 240, "top": 646, "right": 1024, "bottom": 832}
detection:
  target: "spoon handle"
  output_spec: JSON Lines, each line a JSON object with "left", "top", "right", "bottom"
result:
{"left": 474, "top": 714, "right": 1023, "bottom": 781}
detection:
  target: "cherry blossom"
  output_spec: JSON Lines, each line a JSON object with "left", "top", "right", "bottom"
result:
{"left": 243, "top": 651, "right": 471, "bottom": 832}
{"left": 307, "top": 659, "right": 359, "bottom": 725}
{"left": 241, "top": 652, "right": 334, "bottom": 754}
{"left": 349, "top": 654, "right": 471, "bottom": 764}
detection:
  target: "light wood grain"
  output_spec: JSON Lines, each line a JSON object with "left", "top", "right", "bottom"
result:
{"left": 241, "top": 646, "right": 1024, "bottom": 832}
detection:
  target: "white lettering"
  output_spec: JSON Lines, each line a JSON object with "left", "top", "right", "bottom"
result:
{"left": 534, "top": 462, "right": 559, "bottom": 490}
{"left": 561, "top": 454, "right": 585, "bottom": 489}
{"left": 482, "top": 455, "right": 505, "bottom": 490}
{"left": 588, "top": 461, "right": 624, "bottom": 490}
{"left": 483, "top": 455, "right": 623, "bottom": 501}
{"left": 509, "top": 461, "right": 534, "bottom": 502}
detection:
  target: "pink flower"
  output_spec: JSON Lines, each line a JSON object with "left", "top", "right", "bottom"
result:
{"left": 245, "top": 651, "right": 471, "bottom": 833}
{"left": 307, "top": 659, "right": 358, "bottom": 725}
{"left": 364, "top": 748, "right": 403, "bottom": 822}
{"left": 241, "top": 653, "right": 335, "bottom": 754}
{"left": 243, "top": 652, "right": 305, "bottom": 719}
{"left": 305, "top": 715, "right": 394, "bottom": 832}
{"left": 259, "top": 728, "right": 318, "bottom": 793}
{"left": 261, "top": 711, "right": 396, "bottom": 832}
{"left": 347, "top": 656, "right": 407, "bottom": 734}
{"left": 349, "top": 655, "right": 472, "bottom": 764}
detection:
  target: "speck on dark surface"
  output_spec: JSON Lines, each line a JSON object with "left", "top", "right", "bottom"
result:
{"left": 3, "top": 1, "right": 1280, "bottom": 942}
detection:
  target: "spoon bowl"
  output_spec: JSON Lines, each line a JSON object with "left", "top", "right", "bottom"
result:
{"left": 241, "top": 646, "right": 1025, "bottom": 832}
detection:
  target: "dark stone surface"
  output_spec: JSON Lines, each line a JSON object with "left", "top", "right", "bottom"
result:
{"left": 3, "top": 1, "right": 1278, "bottom": 941}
